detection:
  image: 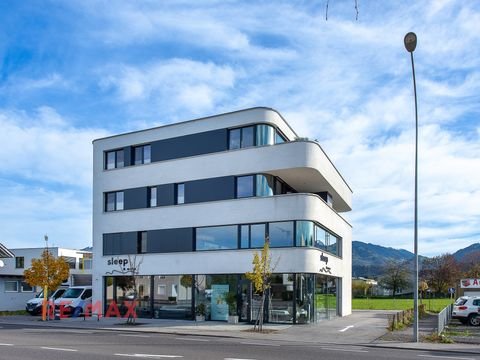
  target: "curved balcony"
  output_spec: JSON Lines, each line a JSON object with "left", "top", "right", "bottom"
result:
{"left": 97, "top": 140, "right": 352, "bottom": 213}
{"left": 95, "top": 192, "right": 351, "bottom": 241}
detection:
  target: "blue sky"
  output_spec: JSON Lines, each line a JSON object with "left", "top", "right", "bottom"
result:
{"left": 0, "top": 0, "right": 479, "bottom": 256}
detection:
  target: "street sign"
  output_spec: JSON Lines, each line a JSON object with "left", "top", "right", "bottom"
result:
{"left": 448, "top": 287, "right": 455, "bottom": 294}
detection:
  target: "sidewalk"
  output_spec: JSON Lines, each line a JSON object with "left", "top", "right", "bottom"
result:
{"left": 1, "top": 311, "right": 479, "bottom": 355}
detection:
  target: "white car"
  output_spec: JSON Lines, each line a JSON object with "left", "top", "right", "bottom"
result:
{"left": 452, "top": 296, "right": 480, "bottom": 326}
{"left": 25, "top": 288, "right": 67, "bottom": 315}
{"left": 54, "top": 286, "right": 92, "bottom": 317}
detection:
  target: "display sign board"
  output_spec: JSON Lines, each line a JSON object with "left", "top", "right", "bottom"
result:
{"left": 211, "top": 284, "right": 229, "bottom": 321}
{"left": 460, "top": 279, "right": 480, "bottom": 289}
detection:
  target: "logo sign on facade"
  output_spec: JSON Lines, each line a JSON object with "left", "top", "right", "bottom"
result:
{"left": 319, "top": 252, "right": 332, "bottom": 274}
{"left": 106, "top": 257, "right": 129, "bottom": 271}
{"left": 461, "top": 279, "right": 480, "bottom": 289}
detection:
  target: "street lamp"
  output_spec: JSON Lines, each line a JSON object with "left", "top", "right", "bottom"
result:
{"left": 404, "top": 32, "right": 419, "bottom": 343}
{"left": 43, "top": 234, "right": 49, "bottom": 321}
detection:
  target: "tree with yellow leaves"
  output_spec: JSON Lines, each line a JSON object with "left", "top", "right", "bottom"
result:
{"left": 246, "top": 239, "right": 274, "bottom": 332}
{"left": 24, "top": 250, "right": 70, "bottom": 320}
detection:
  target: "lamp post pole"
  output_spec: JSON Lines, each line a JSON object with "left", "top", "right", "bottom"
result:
{"left": 404, "top": 32, "right": 419, "bottom": 343}
{"left": 43, "top": 234, "right": 49, "bottom": 321}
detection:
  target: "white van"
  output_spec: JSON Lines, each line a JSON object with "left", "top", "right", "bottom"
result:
{"left": 54, "top": 286, "right": 92, "bottom": 317}
{"left": 26, "top": 288, "right": 67, "bottom": 315}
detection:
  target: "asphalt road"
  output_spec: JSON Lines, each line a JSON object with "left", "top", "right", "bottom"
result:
{"left": 1, "top": 323, "right": 479, "bottom": 360}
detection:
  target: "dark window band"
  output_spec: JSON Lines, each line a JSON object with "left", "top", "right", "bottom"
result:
{"left": 104, "top": 174, "right": 296, "bottom": 212}
{"left": 102, "top": 220, "right": 341, "bottom": 257}
{"left": 104, "top": 124, "right": 288, "bottom": 170}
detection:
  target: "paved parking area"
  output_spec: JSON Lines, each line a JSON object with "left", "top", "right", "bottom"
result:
{"left": 446, "top": 319, "right": 480, "bottom": 344}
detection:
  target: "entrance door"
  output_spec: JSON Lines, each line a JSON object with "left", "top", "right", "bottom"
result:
{"left": 238, "top": 279, "right": 251, "bottom": 322}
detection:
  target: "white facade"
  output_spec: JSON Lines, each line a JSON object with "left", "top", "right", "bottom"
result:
{"left": 92, "top": 107, "right": 352, "bottom": 321}
{"left": 0, "top": 247, "right": 92, "bottom": 311}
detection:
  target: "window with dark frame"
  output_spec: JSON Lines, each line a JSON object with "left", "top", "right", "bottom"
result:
{"left": 134, "top": 144, "right": 151, "bottom": 165}
{"left": 149, "top": 187, "right": 157, "bottom": 207}
{"left": 236, "top": 175, "right": 254, "bottom": 198}
{"left": 138, "top": 231, "right": 147, "bottom": 254}
{"left": 5, "top": 281, "right": 18, "bottom": 292}
{"left": 105, "top": 191, "right": 124, "bottom": 211}
{"left": 15, "top": 256, "right": 24, "bottom": 269}
{"left": 105, "top": 149, "right": 124, "bottom": 170}
{"left": 176, "top": 183, "right": 185, "bottom": 204}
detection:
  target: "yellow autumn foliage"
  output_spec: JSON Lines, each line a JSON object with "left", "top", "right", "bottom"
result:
{"left": 23, "top": 250, "right": 70, "bottom": 290}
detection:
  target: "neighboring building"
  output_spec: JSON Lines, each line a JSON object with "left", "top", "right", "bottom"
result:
{"left": 92, "top": 107, "right": 352, "bottom": 324}
{"left": 460, "top": 278, "right": 480, "bottom": 297}
{"left": 0, "top": 243, "right": 14, "bottom": 259}
{"left": 0, "top": 247, "right": 92, "bottom": 311}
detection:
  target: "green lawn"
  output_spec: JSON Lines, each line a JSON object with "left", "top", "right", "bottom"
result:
{"left": 352, "top": 298, "right": 453, "bottom": 312}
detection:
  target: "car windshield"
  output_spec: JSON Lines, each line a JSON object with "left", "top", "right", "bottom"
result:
{"left": 62, "top": 288, "right": 83, "bottom": 298}
{"left": 454, "top": 298, "right": 468, "bottom": 306}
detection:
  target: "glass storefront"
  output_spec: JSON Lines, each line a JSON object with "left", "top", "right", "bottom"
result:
{"left": 104, "top": 273, "right": 338, "bottom": 323}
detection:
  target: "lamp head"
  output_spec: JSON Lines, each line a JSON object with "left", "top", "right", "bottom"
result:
{"left": 404, "top": 32, "right": 417, "bottom": 52}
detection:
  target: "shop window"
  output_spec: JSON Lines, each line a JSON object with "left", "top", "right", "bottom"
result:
{"left": 268, "top": 274, "right": 294, "bottom": 323}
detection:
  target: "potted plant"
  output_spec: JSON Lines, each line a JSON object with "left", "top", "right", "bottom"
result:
{"left": 195, "top": 303, "right": 206, "bottom": 321}
{"left": 225, "top": 292, "right": 238, "bottom": 324}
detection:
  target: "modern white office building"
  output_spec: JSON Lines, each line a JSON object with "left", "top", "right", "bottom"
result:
{"left": 0, "top": 247, "right": 92, "bottom": 311}
{"left": 92, "top": 107, "right": 352, "bottom": 323}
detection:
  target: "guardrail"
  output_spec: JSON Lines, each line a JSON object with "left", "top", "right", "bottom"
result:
{"left": 388, "top": 304, "right": 425, "bottom": 331}
{"left": 437, "top": 303, "right": 453, "bottom": 335}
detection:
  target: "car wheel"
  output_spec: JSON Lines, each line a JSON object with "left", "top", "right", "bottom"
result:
{"left": 468, "top": 314, "right": 480, "bottom": 326}
{"left": 72, "top": 307, "right": 82, "bottom": 318}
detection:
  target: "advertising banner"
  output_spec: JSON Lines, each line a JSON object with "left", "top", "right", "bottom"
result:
{"left": 211, "top": 284, "right": 229, "bottom": 321}
{"left": 460, "top": 279, "right": 480, "bottom": 289}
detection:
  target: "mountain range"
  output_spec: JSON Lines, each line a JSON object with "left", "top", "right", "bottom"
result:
{"left": 352, "top": 241, "right": 480, "bottom": 278}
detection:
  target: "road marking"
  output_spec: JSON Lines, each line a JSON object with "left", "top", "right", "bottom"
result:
{"left": 418, "top": 355, "right": 476, "bottom": 360}
{"left": 0, "top": 343, "right": 14, "bottom": 346}
{"left": 225, "top": 358, "right": 257, "bottom": 360}
{"left": 119, "top": 334, "right": 152, "bottom": 338}
{"left": 321, "top": 347, "right": 368, "bottom": 353}
{"left": 175, "top": 337, "right": 209, "bottom": 342}
{"left": 339, "top": 325, "right": 355, "bottom": 332}
{"left": 41, "top": 347, "right": 78, "bottom": 352}
{"left": 23, "top": 328, "right": 94, "bottom": 334}
{"left": 115, "top": 354, "right": 184, "bottom": 358}
{"left": 240, "top": 342, "right": 280, "bottom": 347}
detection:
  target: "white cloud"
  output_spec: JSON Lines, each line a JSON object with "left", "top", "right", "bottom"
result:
{"left": 99, "top": 59, "right": 236, "bottom": 114}
{"left": 0, "top": 107, "right": 108, "bottom": 187}
{"left": 0, "top": 180, "right": 92, "bottom": 249}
